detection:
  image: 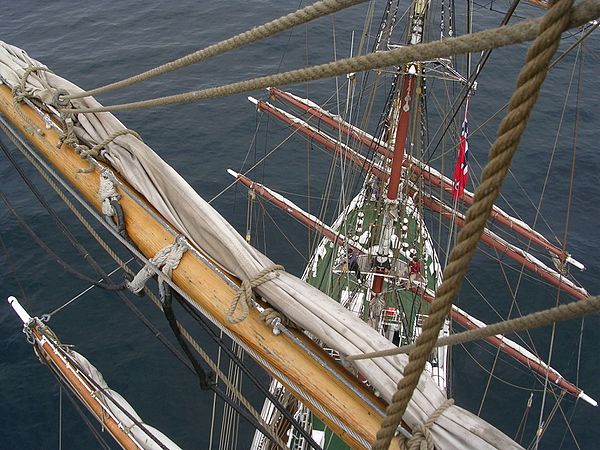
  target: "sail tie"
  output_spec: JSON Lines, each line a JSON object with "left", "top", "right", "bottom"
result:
{"left": 99, "top": 168, "right": 120, "bottom": 216}
{"left": 399, "top": 399, "right": 454, "bottom": 450}
{"left": 259, "top": 307, "right": 288, "bottom": 335}
{"left": 226, "top": 265, "right": 284, "bottom": 324}
{"left": 126, "top": 237, "right": 188, "bottom": 294}
{"left": 10, "top": 65, "right": 54, "bottom": 136}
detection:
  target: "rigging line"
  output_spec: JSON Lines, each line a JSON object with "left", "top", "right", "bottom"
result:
{"left": 0, "top": 141, "right": 125, "bottom": 292}
{"left": 161, "top": 287, "right": 286, "bottom": 450}
{"left": 421, "top": 0, "right": 522, "bottom": 169}
{"left": 65, "top": 0, "right": 369, "bottom": 101}
{"left": 0, "top": 228, "right": 29, "bottom": 302}
{"left": 62, "top": 0, "right": 600, "bottom": 114}
{"left": 0, "top": 193, "right": 127, "bottom": 291}
{"left": 259, "top": 201, "right": 309, "bottom": 262}
{"left": 173, "top": 292, "right": 323, "bottom": 450}
{"left": 210, "top": 121, "right": 304, "bottom": 204}
{"left": 535, "top": 44, "right": 583, "bottom": 450}
{"left": 460, "top": 342, "right": 545, "bottom": 392}
{"left": 45, "top": 258, "right": 134, "bottom": 320}
{"left": 558, "top": 399, "right": 582, "bottom": 450}
{"left": 530, "top": 391, "right": 568, "bottom": 450}
{"left": 0, "top": 117, "right": 204, "bottom": 375}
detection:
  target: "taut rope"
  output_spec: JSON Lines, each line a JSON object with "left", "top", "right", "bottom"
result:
{"left": 372, "top": 0, "right": 576, "bottom": 448}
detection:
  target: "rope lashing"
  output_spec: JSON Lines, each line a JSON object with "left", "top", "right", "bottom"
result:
{"left": 60, "top": 0, "right": 600, "bottom": 115}
{"left": 99, "top": 169, "right": 120, "bottom": 216}
{"left": 74, "top": 128, "right": 141, "bottom": 173}
{"left": 10, "top": 65, "right": 53, "bottom": 136}
{"left": 372, "top": 0, "right": 575, "bottom": 448}
{"left": 126, "top": 237, "right": 188, "bottom": 294}
{"left": 12, "top": 65, "right": 53, "bottom": 102}
{"left": 56, "top": 113, "right": 79, "bottom": 149}
{"left": 259, "top": 307, "right": 288, "bottom": 335}
{"left": 89, "top": 129, "right": 142, "bottom": 159}
{"left": 399, "top": 399, "right": 454, "bottom": 450}
{"left": 227, "top": 265, "right": 284, "bottom": 324}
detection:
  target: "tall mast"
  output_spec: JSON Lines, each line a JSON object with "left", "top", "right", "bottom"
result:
{"left": 371, "top": 0, "right": 429, "bottom": 294}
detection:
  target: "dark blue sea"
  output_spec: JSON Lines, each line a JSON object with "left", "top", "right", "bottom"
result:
{"left": 1, "top": 1, "right": 598, "bottom": 449}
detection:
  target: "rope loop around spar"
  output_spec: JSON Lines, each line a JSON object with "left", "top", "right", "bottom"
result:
{"left": 399, "top": 399, "right": 454, "bottom": 450}
{"left": 227, "top": 265, "right": 284, "bottom": 324}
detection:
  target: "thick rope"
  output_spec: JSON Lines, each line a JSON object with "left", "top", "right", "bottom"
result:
{"left": 61, "top": 0, "right": 599, "bottom": 114}
{"left": 399, "top": 399, "right": 454, "bottom": 450}
{"left": 66, "top": 0, "right": 368, "bottom": 101}
{"left": 347, "top": 294, "right": 600, "bottom": 360}
{"left": 126, "top": 238, "right": 187, "bottom": 294}
{"left": 226, "top": 265, "right": 284, "bottom": 324}
{"left": 372, "top": 1, "right": 575, "bottom": 449}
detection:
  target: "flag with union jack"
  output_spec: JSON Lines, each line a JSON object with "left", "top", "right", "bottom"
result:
{"left": 452, "top": 98, "right": 470, "bottom": 200}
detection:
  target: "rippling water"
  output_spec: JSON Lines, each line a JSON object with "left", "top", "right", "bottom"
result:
{"left": 1, "top": 1, "right": 599, "bottom": 449}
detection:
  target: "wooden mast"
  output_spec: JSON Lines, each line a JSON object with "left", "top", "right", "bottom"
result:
{"left": 0, "top": 84, "right": 395, "bottom": 450}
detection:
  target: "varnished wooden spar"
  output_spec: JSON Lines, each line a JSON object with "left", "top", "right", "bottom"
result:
{"left": 0, "top": 85, "right": 395, "bottom": 449}
{"left": 8, "top": 297, "right": 142, "bottom": 450}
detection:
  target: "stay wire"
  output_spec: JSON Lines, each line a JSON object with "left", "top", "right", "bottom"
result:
{"left": 0, "top": 139, "right": 125, "bottom": 291}
{"left": 158, "top": 286, "right": 289, "bottom": 450}
{"left": 0, "top": 192, "right": 125, "bottom": 291}
{"left": 173, "top": 289, "right": 323, "bottom": 450}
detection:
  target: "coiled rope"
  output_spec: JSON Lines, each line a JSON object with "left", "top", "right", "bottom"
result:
{"left": 372, "top": 0, "right": 576, "bottom": 448}
{"left": 60, "top": 0, "right": 599, "bottom": 114}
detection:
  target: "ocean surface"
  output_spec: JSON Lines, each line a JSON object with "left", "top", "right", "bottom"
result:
{"left": 1, "top": 1, "right": 599, "bottom": 449}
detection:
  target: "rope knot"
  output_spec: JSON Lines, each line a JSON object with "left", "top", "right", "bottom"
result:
{"left": 259, "top": 307, "right": 288, "bottom": 334}
{"left": 99, "top": 169, "right": 120, "bottom": 216}
{"left": 126, "top": 237, "right": 188, "bottom": 295}
{"left": 227, "top": 264, "right": 284, "bottom": 324}
{"left": 399, "top": 399, "right": 453, "bottom": 450}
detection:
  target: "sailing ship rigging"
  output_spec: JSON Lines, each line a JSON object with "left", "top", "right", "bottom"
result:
{"left": 1, "top": 0, "right": 598, "bottom": 449}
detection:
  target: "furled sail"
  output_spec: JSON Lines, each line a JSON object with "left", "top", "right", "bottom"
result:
{"left": 0, "top": 41, "right": 522, "bottom": 449}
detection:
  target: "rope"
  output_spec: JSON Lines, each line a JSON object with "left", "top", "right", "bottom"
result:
{"left": 99, "top": 169, "right": 120, "bottom": 216}
{"left": 399, "top": 399, "right": 454, "bottom": 450}
{"left": 10, "top": 65, "right": 54, "bottom": 136}
{"left": 372, "top": 0, "right": 575, "bottom": 448}
{"left": 61, "top": 0, "right": 599, "bottom": 114}
{"left": 88, "top": 128, "right": 142, "bottom": 158}
{"left": 226, "top": 265, "right": 284, "bottom": 324}
{"left": 126, "top": 237, "right": 187, "bottom": 294}
{"left": 259, "top": 307, "right": 288, "bottom": 335}
{"left": 346, "top": 294, "right": 600, "bottom": 360}
{"left": 65, "top": 0, "right": 369, "bottom": 101}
